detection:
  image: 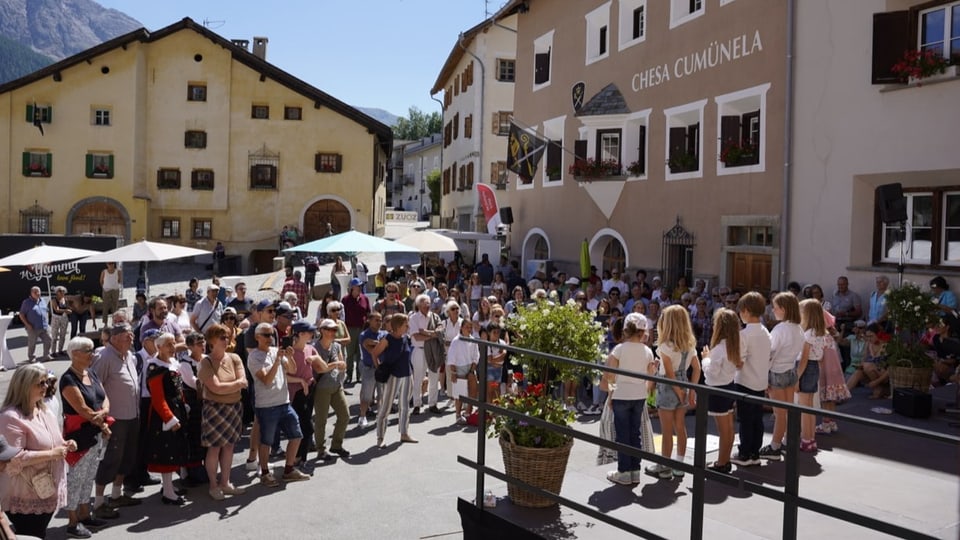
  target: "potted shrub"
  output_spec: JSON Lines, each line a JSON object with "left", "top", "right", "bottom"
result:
{"left": 883, "top": 282, "right": 938, "bottom": 392}
{"left": 546, "top": 165, "right": 562, "bottom": 181}
{"left": 568, "top": 158, "right": 622, "bottom": 180}
{"left": 668, "top": 151, "right": 698, "bottom": 174}
{"left": 626, "top": 159, "right": 644, "bottom": 177}
{"left": 489, "top": 299, "right": 604, "bottom": 507}
{"left": 891, "top": 49, "right": 956, "bottom": 85}
{"left": 719, "top": 140, "right": 758, "bottom": 167}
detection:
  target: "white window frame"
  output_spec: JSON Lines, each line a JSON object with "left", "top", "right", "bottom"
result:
{"left": 541, "top": 115, "right": 566, "bottom": 187}
{"left": 585, "top": 2, "right": 612, "bottom": 65}
{"left": 919, "top": 1, "right": 960, "bottom": 58}
{"left": 92, "top": 108, "right": 111, "bottom": 126}
{"left": 669, "top": 0, "right": 706, "bottom": 29}
{"left": 623, "top": 109, "right": 651, "bottom": 181}
{"left": 942, "top": 191, "right": 960, "bottom": 266}
{"left": 618, "top": 0, "right": 647, "bottom": 51}
{"left": 714, "top": 83, "right": 770, "bottom": 176}
{"left": 663, "top": 99, "right": 706, "bottom": 181}
{"left": 533, "top": 30, "right": 554, "bottom": 92}
{"left": 881, "top": 192, "right": 933, "bottom": 264}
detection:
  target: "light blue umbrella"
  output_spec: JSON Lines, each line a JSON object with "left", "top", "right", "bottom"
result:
{"left": 282, "top": 230, "right": 420, "bottom": 255}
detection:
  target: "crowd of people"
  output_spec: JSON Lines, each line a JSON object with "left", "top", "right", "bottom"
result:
{"left": 4, "top": 253, "right": 960, "bottom": 538}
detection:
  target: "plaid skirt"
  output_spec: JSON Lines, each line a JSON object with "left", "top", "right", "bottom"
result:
{"left": 201, "top": 400, "right": 243, "bottom": 447}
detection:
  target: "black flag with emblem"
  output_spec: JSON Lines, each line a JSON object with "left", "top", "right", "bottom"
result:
{"left": 506, "top": 123, "right": 546, "bottom": 182}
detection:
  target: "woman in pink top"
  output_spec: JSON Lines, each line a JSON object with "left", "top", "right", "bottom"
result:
{"left": 0, "top": 363, "right": 76, "bottom": 538}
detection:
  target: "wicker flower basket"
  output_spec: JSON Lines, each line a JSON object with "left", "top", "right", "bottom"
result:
{"left": 888, "top": 359, "right": 933, "bottom": 393}
{"left": 499, "top": 430, "right": 573, "bottom": 508}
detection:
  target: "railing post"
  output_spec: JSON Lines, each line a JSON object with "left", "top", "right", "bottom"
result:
{"left": 690, "top": 386, "right": 708, "bottom": 539}
{"left": 782, "top": 405, "right": 802, "bottom": 540}
{"left": 475, "top": 341, "right": 489, "bottom": 509}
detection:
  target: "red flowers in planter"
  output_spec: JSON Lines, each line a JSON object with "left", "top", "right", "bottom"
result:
{"left": 891, "top": 49, "right": 952, "bottom": 83}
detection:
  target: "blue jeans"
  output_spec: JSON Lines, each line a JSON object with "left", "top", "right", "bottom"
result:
{"left": 255, "top": 403, "right": 302, "bottom": 446}
{"left": 612, "top": 399, "right": 644, "bottom": 472}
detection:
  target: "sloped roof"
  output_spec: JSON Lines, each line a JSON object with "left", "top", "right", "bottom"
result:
{"left": 430, "top": 6, "right": 522, "bottom": 95}
{"left": 0, "top": 18, "right": 392, "bottom": 152}
{"left": 576, "top": 83, "right": 631, "bottom": 117}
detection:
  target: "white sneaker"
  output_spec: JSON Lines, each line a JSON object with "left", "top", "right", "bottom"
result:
{"left": 584, "top": 405, "right": 602, "bottom": 416}
{"left": 244, "top": 459, "right": 258, "bottom": 471}
{"left": 358, "top": 416, "right": 369, "bottom": 428}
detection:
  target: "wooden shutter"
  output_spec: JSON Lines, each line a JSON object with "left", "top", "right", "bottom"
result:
{"left": 574, "top": 140, "right": 587, "bottom": 168}
{"left": 534, "top": 48, "right": 551, "bottom": 84}
{"left": 86, "top": 154, "right": 94, "bottom": 177}
{"left": 599, "top": 26, "right": 607, "bottom": 56}
{"left": 46, "top": 153, "right": 52, "bottom": 175}
{"left": 547, "top": 140, "right": 562, "bottom": 171}
{"left": 669, "top": 127, "right": 686, "bottom": 158}
{"left": 108, "top": 155, "right": 114, "bottom": 177}
{"left": 46, "top": 106, "right": 52, "bottom": 123}
{"left": 335, "top": 154, "right": 343, "bottom": 172}
{"left": 872, "top": 11, "right": 909, "bottom": 84}
{"left": 25, "top": 104, "right": 33, "bottom": 123}
{"left": 21, "top": 152, "right": 30, "bottom": 175}
{"left": 636, "top": 125, "right": 646, "bottom": 174}
{"left": 720, "top": 115, "right": 740, "bottom": 145}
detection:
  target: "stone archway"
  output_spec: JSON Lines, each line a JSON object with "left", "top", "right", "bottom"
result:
{"left": 589, "top": 228, "right": 629, "bottom": 275}
{"left": 67, "top": 197, "right": 129, "bottom": 241}
{"left": 303, "top": 198, "right": 352, "bottom": 241}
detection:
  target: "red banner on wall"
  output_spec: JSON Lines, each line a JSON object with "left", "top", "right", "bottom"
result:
{"left": 476, "top": 183, "right": 501, "bottom": 235}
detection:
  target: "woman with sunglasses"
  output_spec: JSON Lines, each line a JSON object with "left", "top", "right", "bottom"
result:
{"left": 61, "top": 337, "right": 111, "bottom": 538}
{"left": 286, "top": 320, "right": 319, "bottom": 464}
{"left": 167, "top": 294, "right": 192, "bottom": 332}
{"left": 0, "top": 363, "right": 75, "bottom": 538}
{"left": 374, "top": 282, "right": 405, "bottom": 317}
{"left": 198, "top": 324, "right": 248, "bottom": 500}
{"left": 311, "top": 319, "right": 351, "bottom": 460}
{"left": 220, "top": 308, "right": 240, "bottom": 353}
{"left": 372, "top": 314, "right": 417, "bottom": 448}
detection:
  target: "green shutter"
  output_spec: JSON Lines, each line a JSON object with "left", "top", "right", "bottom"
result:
{"left": 46, "top": 153, "right": 52, "bottom": 175}
{"left": 45, "top": 106, "right": 52, "bottom": 123}
{"left": 25, "top": 104, "right": 33, "bottom": 123}
{"left": 22, "top": 152, "right": 30, "bottom": 175}
{"left": 86, "top": 154, "right": 94, "bottom": 177}
{"left": 335, "top": 154, "right": 343, "bottom": 172}
{"left": 108, "top": 155, "right": 114, "bottom": 177}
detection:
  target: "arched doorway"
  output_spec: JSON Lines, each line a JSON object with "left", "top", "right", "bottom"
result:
{"left": 303, "top": 199, "right": 352, "bottom": 241}
{"left": 589, "top": 229, "right": 629, "bottom": 276}
{"left": 521, "top": 228, "right": 551, "bottom": 279}
{"left": 67, "top": 198, "right": 129, "bottom": 240}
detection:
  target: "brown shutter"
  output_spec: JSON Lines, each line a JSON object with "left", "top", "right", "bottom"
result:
{"left": 721, "top": 115, "right": 740, "bottom": 145}
{"left": 534, "top": 48, "right": 550, "bottom": 84}
{"left": 872, "top": 11, "right": 910, "bottom": 84}
{"left": 669, "top": 127, "right": 686, "bottom": 159}
{"left": 574, "top": 139, "right": 587, "bottom": 162}
{"left": 547, "top": 140, "right": 562, "bottom": 171}
{"left": 636, "top": 125, "right": 646, "bottom": 174}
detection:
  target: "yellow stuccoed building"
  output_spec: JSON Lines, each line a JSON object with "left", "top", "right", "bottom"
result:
{"left": 0, "top": 18, "right": 392, "bottom": 273}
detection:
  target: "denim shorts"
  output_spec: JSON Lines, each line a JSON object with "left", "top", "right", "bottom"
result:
{"left": 768, "top": 368, "right": 798, "bottom": 389}
{"left": 255, "top": 403, "right": 303, "bottom": 446}
{"left": 797, "top": 361, "right": 820, "bottom": 394}
{"left": 655, "top": 376, "right": 688, "bottom": 411}
{"left": 486, "top": 366, "right": 503, "bottom": 383}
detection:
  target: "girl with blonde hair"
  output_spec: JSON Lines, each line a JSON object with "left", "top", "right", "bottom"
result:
{"left": 646, "top": 305, "right": 701, "bottom": 479}
{"left": 797, "top": 299, "right": 829, "bottom": 452}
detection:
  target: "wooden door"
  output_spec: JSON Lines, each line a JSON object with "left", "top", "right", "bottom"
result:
{"left": 70, "top": 201, "right": 126, "bottom": 240}
{"left": 729, "top": 252, "right": 772, "bottom": 294}
{"left": 303, "top": 199, "right": 351, "bottom": 241}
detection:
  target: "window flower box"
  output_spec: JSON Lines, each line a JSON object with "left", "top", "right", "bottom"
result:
{"left": 719, "top": 140, "right": 759, "bottom": 167}
{"left": 892, "top": 49, "right": 956, "bottom": 85}
{"left": 668, "top": 152, "right": 698, "bottom": 174}
{"left": 568, "top": 158, "right": 622, "bottom": 180}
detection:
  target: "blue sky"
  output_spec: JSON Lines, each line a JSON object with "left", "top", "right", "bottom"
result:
{"left": 96, "top": 0, "right": 494, "bottom": 119}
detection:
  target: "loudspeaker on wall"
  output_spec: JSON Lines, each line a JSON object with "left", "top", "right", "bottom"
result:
{"left": 876, "top": 183, "right": 907, "bottom": 224}
{"left": 500, "top": 207, "right": 514, "bottom": 225}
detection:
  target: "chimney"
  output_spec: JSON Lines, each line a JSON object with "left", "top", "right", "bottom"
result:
{"left": 252, "top": 37, "right": 268, "bottom": 60}
{"left": 231, "top": 39, "right": 249, "bottom": 51}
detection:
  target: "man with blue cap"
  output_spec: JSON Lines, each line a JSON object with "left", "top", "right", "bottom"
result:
{"left": 341, "top": 277, "right": 371, "bottom": 385}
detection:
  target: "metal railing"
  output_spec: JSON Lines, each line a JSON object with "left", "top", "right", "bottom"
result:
{"left": 458, "top": 337, "right": 960, "bottom": 540}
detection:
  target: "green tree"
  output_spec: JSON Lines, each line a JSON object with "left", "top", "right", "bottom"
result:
{"left": 393, "top": 106, "right": 442, "bottom": 140}
{"left": 426, "top": 169, "right": 441, "bottom": 215}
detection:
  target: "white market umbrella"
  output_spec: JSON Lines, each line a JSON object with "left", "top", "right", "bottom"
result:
{"left": 0, "top": 244, "right": 101, "bottom": 267}
{"left": 0, "top": 244, "right": 103, "bottom": 298}
{"left": 395, "top": 230, "right": 459, "bottom": 253}
{"left": 77, "top": 240, "right": 210, "bottom": 295}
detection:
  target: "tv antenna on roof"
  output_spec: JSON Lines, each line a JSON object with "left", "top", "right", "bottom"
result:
{"left": 202, "top": 18, "right": 226, "bottom": 29}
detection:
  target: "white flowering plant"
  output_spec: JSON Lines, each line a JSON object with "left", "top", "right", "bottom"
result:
{"left": 504, "top": 299, "right": 606, "bottom": 384}
{"left": 884, "top": 282, "right": 938, "bottom": 368}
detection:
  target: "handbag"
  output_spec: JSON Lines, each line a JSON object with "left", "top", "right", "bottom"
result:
{"left": 424, "top": 313, "right": 445, "bottom": 373}
{"left": 374, "top": 362, "right": 391, "bottom": 384}
{"left": 22, "top": 469, "right": 56, "bottom": 499}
